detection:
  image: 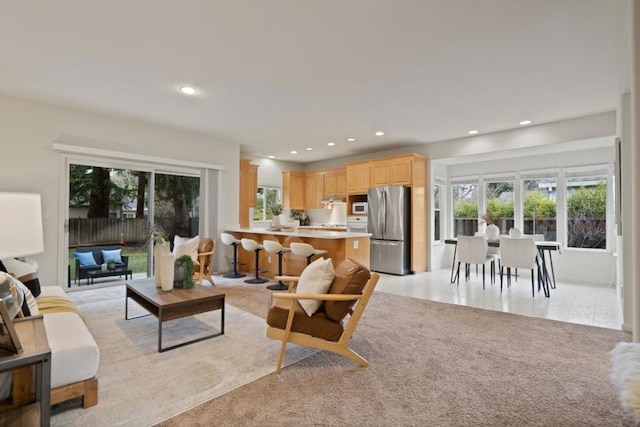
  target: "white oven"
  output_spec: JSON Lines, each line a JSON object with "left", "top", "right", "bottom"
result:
{"left": 347, "top": 216, "right": 368, "bottom": 233}
{"left": 352, "top": 202, "right": 368, "bottom": 215}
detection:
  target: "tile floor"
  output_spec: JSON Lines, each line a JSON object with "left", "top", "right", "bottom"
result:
{"left": 374, "top": 267, "right": 622, "bottom": 330}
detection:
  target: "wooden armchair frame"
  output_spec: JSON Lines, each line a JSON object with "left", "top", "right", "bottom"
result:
{"left": 266, "top": 272, "right": 379, "bottom": 374}
{"left": 195, "top": 240, "right": 215, "bottom": 285}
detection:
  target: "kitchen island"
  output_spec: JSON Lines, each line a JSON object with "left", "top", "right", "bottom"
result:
{"left": 224, "top": 228, "right": 371, "bottom": 278}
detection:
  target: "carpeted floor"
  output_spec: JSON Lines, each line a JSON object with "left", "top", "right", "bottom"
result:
{"left": 157, "top": 276, "right": 634, "bottom": 426}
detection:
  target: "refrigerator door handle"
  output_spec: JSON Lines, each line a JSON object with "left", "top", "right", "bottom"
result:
{"left": 382, "top": 190, "right": 386, "bottom": 237}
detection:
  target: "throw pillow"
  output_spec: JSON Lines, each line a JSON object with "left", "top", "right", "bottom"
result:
{"left": 173, "top": 235, "right": 200, "bottom": 262}
{"left": 101, "top": 249, "right": 123, "bottom": 264}
{"left": 1, "top": 258, "right": 41, "bottom": 297}
{"left": 324, "top": 258, "right": 371, "bottom": 322}
{"left": 295, "top": 257, "right": 335, "bottom": 317}
{"left": 0, "top": 272, "right": 27, "bottom": 318}
{"left": 14, "top": 277, "right": 38, "bottom": 316}
{"left": 74, "top": 251, "right": 98, "bottom": 267}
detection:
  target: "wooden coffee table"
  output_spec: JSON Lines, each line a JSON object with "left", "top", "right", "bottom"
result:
{"left": 125, "top": 279, "right": 225, "bottom": 352}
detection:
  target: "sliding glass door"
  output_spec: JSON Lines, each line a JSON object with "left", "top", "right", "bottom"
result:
{"left": 67, "top": 160, "right": 200, "bottom": 288}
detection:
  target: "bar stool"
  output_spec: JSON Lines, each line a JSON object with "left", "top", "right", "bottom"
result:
{"left": 220, "top": 233, "right": 246, "bottom": 279}
{"left": 240, "top": 238, "right": 269, "bottom": 284}
{"left": 263, "top": 240, "right": 291, "bottom": 291}
{"left": 290, "top": 242, "right": 328, "bottom": 265}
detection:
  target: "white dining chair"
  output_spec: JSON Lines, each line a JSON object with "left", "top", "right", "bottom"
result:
{"left": 454, "top": 235, "right": 497, "bottom": 289}
{"left": 476, "top": 231, "right": 500, "bottom": 271}
{"left": 498, "top": 236, "right": 548, "bottom": 297}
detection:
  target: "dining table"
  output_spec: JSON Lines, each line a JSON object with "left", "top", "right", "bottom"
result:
{"left": 444, "top": 237, "right": 562, "bottom": 291}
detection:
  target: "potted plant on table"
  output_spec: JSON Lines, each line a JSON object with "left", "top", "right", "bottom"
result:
{"left": 106, "top": 259, "right": 116, "bottom": 271}
{"left": 174, "top": 255, "right": 195, "bottom": 289}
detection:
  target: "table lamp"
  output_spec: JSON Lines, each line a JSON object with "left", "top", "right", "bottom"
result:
{"left": 0, "top": 192, "right": 44, "bottom": 318}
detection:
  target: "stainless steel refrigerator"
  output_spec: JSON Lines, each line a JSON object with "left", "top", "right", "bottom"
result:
{"left": 367, "top": 186, "right": 411, "bottom": 275}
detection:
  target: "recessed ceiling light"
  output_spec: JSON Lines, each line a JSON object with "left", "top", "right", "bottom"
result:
{"left": 468, "top": 130, "right": 479, "bottom": 135}
{"left": 328, "top": 142, "right": 335, "bottom": 146}
{"left": 268, "top": 155, "right": 275, "bottom": 159}
{"left": 519, "top": 120, "right": 532, "bottom": 125}
{"left": 290, "top": 150, "right": 297, "bottom": 154}
{"left": 179, "top": 86, "right": 197, "bottom": 95}
{"left": 347, "top": 138, "right": 356, "bottom": 142}
{"left": 375, "top": 131, "right": 384, "bottom": 136}
{"left": 306, "top": 147, "right": 313, "bottom": 151}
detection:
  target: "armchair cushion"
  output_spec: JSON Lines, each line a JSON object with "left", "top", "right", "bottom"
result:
{"left": 324, "top": 258, "right": 371, "bottom": 322}
{"left": 267, "top": 299, "right": 344, "bottom": 342}
{"left": 296, "top": 257, "right": 334, "bottom": 316}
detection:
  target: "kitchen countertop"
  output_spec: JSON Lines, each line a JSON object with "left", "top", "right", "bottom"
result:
{"left": 298, "top": 225, "right": 347, "bottom": 230}
{"left": 226, "top": 227, "right": 371, "bottom": 239}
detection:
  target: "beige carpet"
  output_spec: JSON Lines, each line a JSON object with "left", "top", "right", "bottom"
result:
{"left": 158, "top": 277, "right": 634, "bottom": 426}
{"left": 50, "top": 284, "right": 317, "bottom": 426}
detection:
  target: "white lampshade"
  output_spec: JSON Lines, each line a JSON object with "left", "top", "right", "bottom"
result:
{"left": 0, "top": 192, "right": 44, "bottom": 259}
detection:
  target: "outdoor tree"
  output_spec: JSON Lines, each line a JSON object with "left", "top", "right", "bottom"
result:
{"left": 566, "top": 182, "right": 607, "bottom": 249}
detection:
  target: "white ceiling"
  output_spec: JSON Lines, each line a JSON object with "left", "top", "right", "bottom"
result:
{"left": 0, "top": 1, "right": 629, "bottom": 163}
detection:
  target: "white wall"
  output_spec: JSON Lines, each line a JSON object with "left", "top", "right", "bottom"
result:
{"left": 0, "top": 95, "right": 240, "bottom": 286}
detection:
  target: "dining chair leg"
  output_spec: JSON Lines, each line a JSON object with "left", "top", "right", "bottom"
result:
{"left": 455, "top": 262, "right": 461, "bottom": 286}
{"left": 507, "top": 268, "right": 511, "bottom": 288}
{"left": 530, "top": 268, "right": 535, "bottom": 298}
{"left": 500, "top": 266, "right": 504, "bottom": 292}
{"left": 482, "top": 264, "right": 485, "bottom": 290}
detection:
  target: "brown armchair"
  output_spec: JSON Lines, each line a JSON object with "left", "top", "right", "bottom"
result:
{"left": 266, "top": 258, "right": 379, "bottom": 373}
{"left": 194, "top": 238, "right": 215, "bottom": 285}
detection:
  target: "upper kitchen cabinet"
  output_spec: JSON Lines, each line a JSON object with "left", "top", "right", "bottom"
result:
{"left": 304, "top": 171, "right": 325, "bottom": 209}
{"left": 282, "top": 171, "right": 305, "bottom": 210}
{"left": 324, "top": 167, "right": 346, "bottom": 198}
{"left": 239, "top": 158, "right": 259, "bottom": 228}
{"left": 346, "top": 162, "right": 371, "bottom": 194}
{"left": 370, "top": 155, "right": 414, "bottom": 187}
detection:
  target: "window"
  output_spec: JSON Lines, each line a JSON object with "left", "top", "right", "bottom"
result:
{"left": 253, "top": 186, "right": 281, "bottom": 221}
{"left": 433, "top": 183, "right": 443, "bottom": 242}
{"left": 565, "top": 170, "right": 607, "bottom": 249}
{"left": 522, "top": 176, "right": 557, "bottom": 241}
{"left": 452, "top": 182, "right": 478, "bottom": 237}
{"left": 484, "top": 179, "right": 514, "bottom": 234}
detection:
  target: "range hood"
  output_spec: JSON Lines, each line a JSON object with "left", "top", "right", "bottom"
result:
{"left": 321, "top": 196, "right": 345, "bottom": 204}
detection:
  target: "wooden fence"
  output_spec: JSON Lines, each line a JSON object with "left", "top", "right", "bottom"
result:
{"left": 68, "top": 217, "right": 199, "bottom": 248}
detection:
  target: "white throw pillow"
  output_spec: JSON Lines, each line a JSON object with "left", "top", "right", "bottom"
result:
{"left": 173, "top": 235, "right": 200, "bottom": 262}
{"left": 295, "top": 257, "right": 335, "bottom": 316}
{"left": 16, "top": 279, "right": 39, "bottom": 316}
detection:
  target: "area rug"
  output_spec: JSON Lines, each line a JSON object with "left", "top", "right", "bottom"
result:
{"left": 50, "top": 285, "right": 317, "bottom": 426}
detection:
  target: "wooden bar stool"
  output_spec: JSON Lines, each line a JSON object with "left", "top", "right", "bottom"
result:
{"left": 263, "top": 240, "right": 291, "bottom": 291}
{"left": 290, "top": 242, "right": 328, "bottom": 265}
{"left": 240, "top": 238, "right": 269, "bottom": 284}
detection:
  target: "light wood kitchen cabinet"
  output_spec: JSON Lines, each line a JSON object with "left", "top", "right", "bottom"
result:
{"left": 370, "top": 155, "right": 413, "bottom": 187}
{"left": 239, "top": 158, "right": 258, "bottom": 228}
{"left": 346, "top": 162, "right": 371, "bottom": 194}
{"left": 282, "top": 171, "right": 305, "bottom": 210}
{"left": 324, "top": 167, "right": 346, "bottom": 197}
{"left": 305, "top": 172, "right": 325, "bottom": 209}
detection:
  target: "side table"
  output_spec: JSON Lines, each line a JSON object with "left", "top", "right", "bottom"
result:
{"left": 0, "top": 315, "right": 51, "bottom": 427}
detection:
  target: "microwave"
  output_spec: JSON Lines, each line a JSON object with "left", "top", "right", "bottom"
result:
{"left": 352, "top": 202, "right": 368, "bottom": 215}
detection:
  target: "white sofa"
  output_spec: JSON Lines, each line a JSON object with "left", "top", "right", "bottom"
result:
{"left": 0, "top": 285, "right": 100, "bottom": 409}
{"left": 38, "top": 286, "right": 100, "bottom": 408}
